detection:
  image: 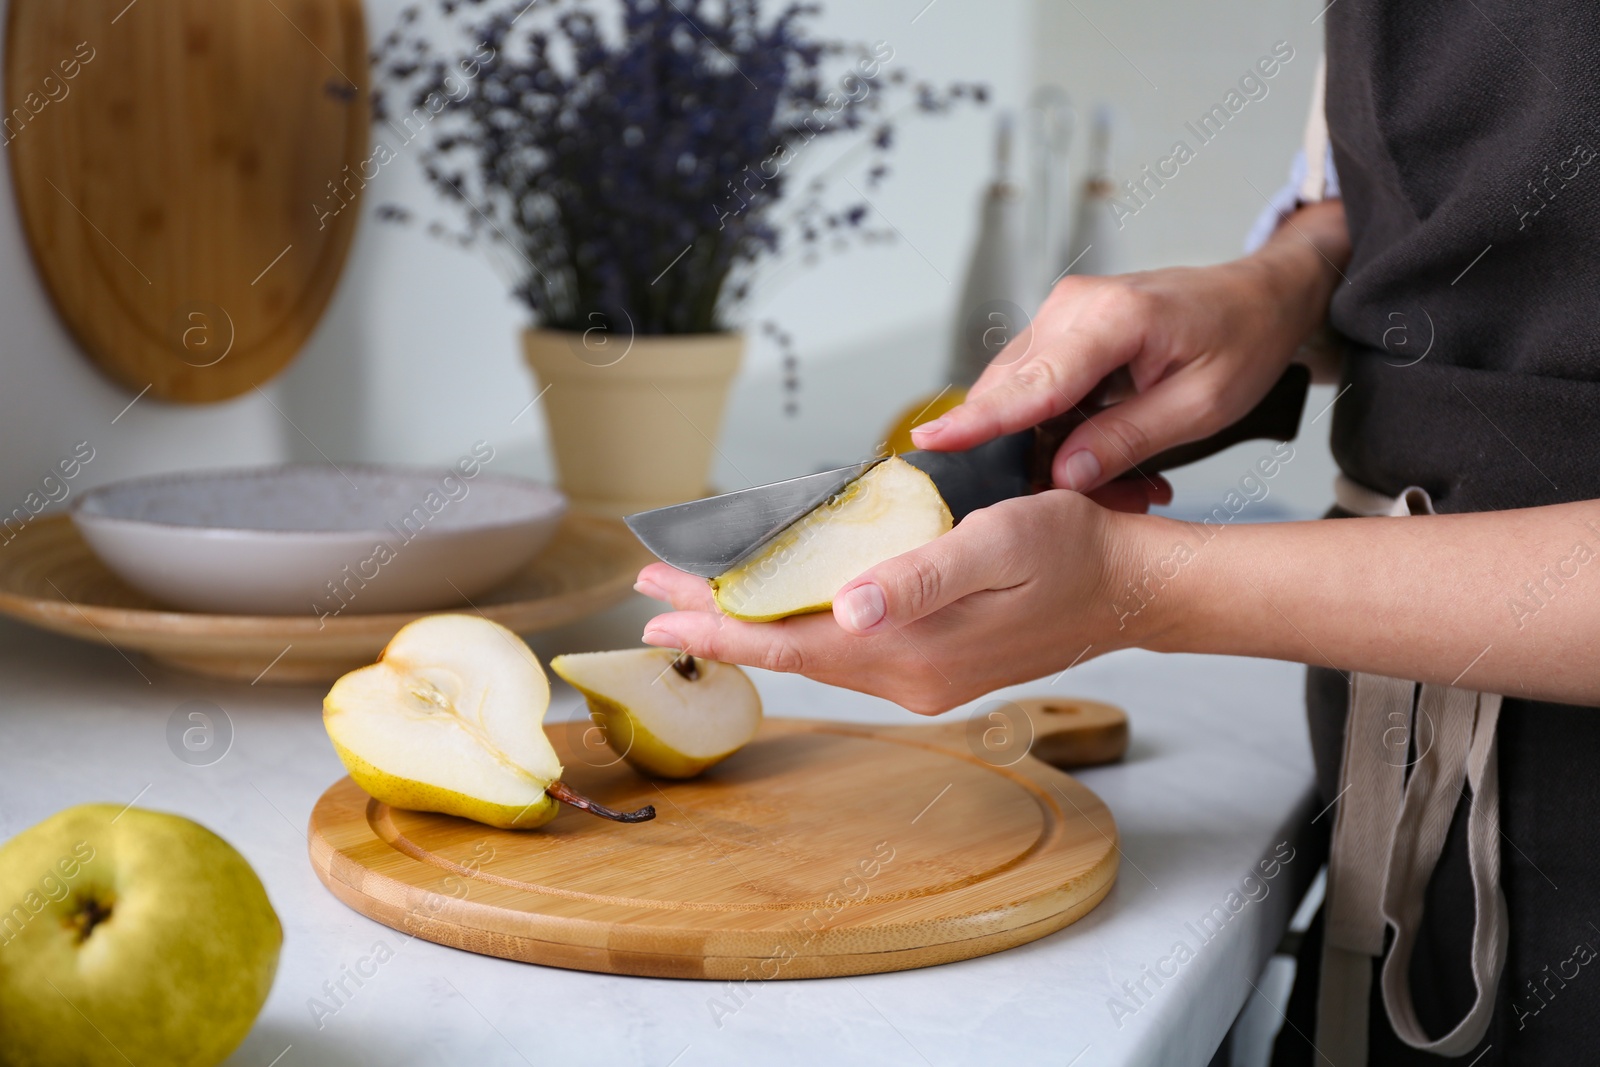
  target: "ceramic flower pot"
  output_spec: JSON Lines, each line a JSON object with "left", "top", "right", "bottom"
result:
{"left": 522, "top": 329, "right": 744, "bottom": 516}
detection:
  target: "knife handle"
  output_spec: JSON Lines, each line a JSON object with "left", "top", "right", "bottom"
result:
{"left": 908, "top": 364, "right": 1311, "bottom": 522}
{"left": 1027, "top": 363, "right": 1311, "bottom": 490}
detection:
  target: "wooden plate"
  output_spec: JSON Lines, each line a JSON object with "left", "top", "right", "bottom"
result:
{"left": 308, "top": 699, "right": 1127, "bottom": 979}
{"left": 5, "top": 0, "right": 368, "bottom": 402}
{"left": 0, "top": 513, "right": 653, "bottom": 684}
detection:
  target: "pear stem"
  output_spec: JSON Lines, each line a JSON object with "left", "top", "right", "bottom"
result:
{"left": 67, "top": 894, "right": 114, "bottom": 944}
{"left": 547, "top": 780, "right": 656, "bottom": 823}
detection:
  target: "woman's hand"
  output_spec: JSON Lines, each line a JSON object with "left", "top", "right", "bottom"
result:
{"left": 637, "top": 492, "right": 1600, "bottom": 711}
{"left": 635, "top": 491, "right": 1151, "bottom": 714}
{"left": 627, "top": 198, "right": 1600, "bottom": 709}
{"left": 628, "top": 204, "right": 1354, "bottom": 713}
{"left": 912, "top": 201, "right": 1350, "bottom": 492}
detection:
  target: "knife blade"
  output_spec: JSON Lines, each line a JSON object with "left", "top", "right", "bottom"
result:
{"left": 625, "top": 364, "right": 1311, "bottom": 578}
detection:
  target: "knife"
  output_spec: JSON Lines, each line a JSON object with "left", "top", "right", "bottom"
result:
{"left": 625, "top": 364, "right": 1311, "bottom": 578}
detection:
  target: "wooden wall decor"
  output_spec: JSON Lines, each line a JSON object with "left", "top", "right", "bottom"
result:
{"left": 5, "top": 0, "right": 369, "bottom": 402}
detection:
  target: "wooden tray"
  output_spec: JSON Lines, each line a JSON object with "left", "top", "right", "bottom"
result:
{"left": 0, "top": 514, "right": 653, "bottom": 684}
{"left": 6, "top": 0, "right": 369, "bottom": 402}
{"left": 308, "top": 698, "right": 1126, "bottom": 979}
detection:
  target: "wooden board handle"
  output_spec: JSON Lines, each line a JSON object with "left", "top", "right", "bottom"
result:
{"left": 1011, "top": 697, "right": 1129, "bottom": 768}
{"left": 910, "top": 696, "right": 1129, "bottom": 771}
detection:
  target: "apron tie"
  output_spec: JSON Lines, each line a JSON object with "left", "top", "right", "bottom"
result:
{"left": 1314, "top": 478, "right": 1507, "bottom": 1064}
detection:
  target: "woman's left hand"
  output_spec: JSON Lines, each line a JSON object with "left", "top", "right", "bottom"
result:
{"left": 635, "top": 489, "right": 1153, "bottom": 715}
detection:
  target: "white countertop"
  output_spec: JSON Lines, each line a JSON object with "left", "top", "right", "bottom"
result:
{"left": 0, "top": 609, "right": 1318, "bottom": 1067}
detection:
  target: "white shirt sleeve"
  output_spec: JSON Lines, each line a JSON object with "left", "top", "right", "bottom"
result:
{"left": 1243, "top": 144, "right": 1342, "bottom": 253}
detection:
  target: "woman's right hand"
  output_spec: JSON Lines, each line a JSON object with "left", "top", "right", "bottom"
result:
{"left": 911, "top": 200, "right": 1350, "bottom": 492}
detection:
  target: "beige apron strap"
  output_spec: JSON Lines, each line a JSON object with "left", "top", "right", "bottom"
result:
{"left": 1315, "top": 484, "right": 1507, "bottom": 1063}
{"left": 1299, "top": 55, "right": 1330, "bottom": 202}
{"left": 1380, "top": 689, "right": 1506, "bottom": 1055}
{"left": 1316, "top": 672, "right": 1412, "bottom": 1066}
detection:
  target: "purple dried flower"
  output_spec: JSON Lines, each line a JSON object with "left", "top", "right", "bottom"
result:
{"left": 372, "top": 0, "right": 985, "bottom": 335}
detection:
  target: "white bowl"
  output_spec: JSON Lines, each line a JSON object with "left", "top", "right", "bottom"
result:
{"left": 72, "top": 465, "right": 567, "bottom": 616}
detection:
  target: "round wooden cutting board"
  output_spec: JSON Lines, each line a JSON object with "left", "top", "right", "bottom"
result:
{"left": 5, "top": 0, "right": 368, "bottom": 402}
{"left": 308, "top": 699, "right": 1127, "bottom": 979}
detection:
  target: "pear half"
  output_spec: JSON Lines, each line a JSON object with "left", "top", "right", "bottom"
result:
{"left": 711, "top": 456, "right": 953, "bottom": 622}
{"left": 323, "top": 614, "right": 654, "bottom": 829}
{"left": 551, "top": 649, "right": 762, "bottom": 779}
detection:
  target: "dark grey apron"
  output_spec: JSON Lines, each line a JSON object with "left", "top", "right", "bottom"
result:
{"left": 1272, "top": 1, "right": 1600, "bottom": 1063}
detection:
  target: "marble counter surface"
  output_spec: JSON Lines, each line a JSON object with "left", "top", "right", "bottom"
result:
{"left": 0, "top": 613, "right": 1318, "bottom": 1067}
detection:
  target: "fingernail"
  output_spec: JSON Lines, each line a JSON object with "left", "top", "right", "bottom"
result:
{"left": 837, "top": 584, "right": 886, "bottom": 632}
{"left": 634, "top": 580, "right": 667, "bottom": 601}
{"left": 1060, "top": 450, "right": 1101, "bottom": 492}
{"left": 911, "top": 417, "right": 948, "bottom": 439}
{"left": 642, "top": 627, "right": 679, "bottom": 647}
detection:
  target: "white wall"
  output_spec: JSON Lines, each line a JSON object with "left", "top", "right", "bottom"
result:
{"left": 1031, "top": 0, "right": 1339, "bottom": 519}
{"left": 277, "top": 0, "right": 1035, "bottom": 482}
{"left": 1, "top": 0, "right": 1030, "bottom": 509}
{"left": 0, "top": 7, "right": 288, "bottom": 514}
{"left": 709, "top": 0, "right": 1342, "bottom": 518}
{"left": 2, "top": 0, "right": 1337, "bottom": 524}
{"left": 1034, "top": 0, "right": 1320, "bottom": 272}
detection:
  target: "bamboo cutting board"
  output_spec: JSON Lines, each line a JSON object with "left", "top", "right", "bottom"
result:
{"left": 308, "top": 698, "right": 1126, "bottom": 979}
{"left": 5, "top": 0, "right": 368, "bottom": 402}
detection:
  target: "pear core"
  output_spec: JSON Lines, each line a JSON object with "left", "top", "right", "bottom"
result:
{"left": 324, "top": 614, "right": 653, "bottom": 829}
{"left": 552, "top": 649, "right": 763, "bottom": 779}
{"left": 711, "top": 456, "right": 952, "bottom": 622}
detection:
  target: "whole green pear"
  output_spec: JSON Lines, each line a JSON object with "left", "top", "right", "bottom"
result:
{"left": 0, "top": 803, "right": 282, "bottom": 1067}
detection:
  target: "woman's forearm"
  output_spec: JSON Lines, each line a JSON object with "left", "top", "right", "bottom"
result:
{"left": 1246, "top": 198, "right": 1350, "bottom": 343}
{"left": 1121, "top": 501, "right": 1600, "bottom": 705}
{"left": 632, "top": 199, "right": 1590, "bottom": 716}
{"left": 1247, "top": 199, "right": 1349, "bottom": 385}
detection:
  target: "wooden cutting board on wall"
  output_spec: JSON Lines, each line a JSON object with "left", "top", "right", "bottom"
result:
{"left": 308, "top": 698, "right": 1129, "bottom": 980}
{"left": 5, "top": 0, "right": 369, "bottom": 402}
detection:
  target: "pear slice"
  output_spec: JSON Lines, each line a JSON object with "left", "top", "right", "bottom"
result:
{"left": 711, "top": 456, "right": 953, "bottom": 622}
{"left": 551, "top": 649, "right": 763, "bottom": 779}
{"left": 323, "top": 614, "right": 654, "bottom": 829}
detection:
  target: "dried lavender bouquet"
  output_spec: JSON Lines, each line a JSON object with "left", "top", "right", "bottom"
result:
{"left": 371, "top": 0, "right": 983, "bottom": 337}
